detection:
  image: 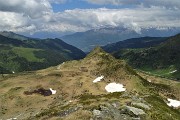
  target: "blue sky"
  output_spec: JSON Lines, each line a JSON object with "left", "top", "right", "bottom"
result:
{"left": 0, "top": 0, "right": 179, "bottom": 37}
{"left": 52, "top": 1, "right": 134, "bottom": 12}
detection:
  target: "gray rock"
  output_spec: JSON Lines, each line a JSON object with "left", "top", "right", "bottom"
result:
{"left": 126, "top": 106, "right": 145, "bottom": 116}
{"left": 93, "top": 104, "right": 134, "bottom": 120}
{"left": 93, "top": 109, "right": 101, "bottom": 116}
{"left": 132, "top": 102, "right": 150, "bottom": 110}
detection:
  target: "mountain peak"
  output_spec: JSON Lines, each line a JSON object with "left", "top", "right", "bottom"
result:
{"left": 91, "top": 46, "right": 105, "bottom": 53}
{"left": 86, "top": 46, "right": 114, "bottom": 60}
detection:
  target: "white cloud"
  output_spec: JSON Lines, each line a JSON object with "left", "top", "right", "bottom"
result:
{"left": 52, "top": 7, "right": 180, "bottom": 32}
{"left": 0, "top": 0, "right": 52, "bottom": 18}
{"left": 48, "top": 0, "right": 68, "bottom": 4}
{"left": 86, "top": 0, "right": 180, "bottom": 9}
{"left": 0, "top": 1, "right": 179, "bottom": 35}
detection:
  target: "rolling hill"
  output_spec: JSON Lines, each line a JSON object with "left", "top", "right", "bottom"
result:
{"left": 0, "top": 32, "right": 85, "bottom": 74}
{"left": 0, "top": 47, "right": 179, "bottom": 120}
{"left": 103, "top": 37, "right": 167, "bottom": 53}
{"left": 113, "top": 33, "right": 180, "bottom": 80}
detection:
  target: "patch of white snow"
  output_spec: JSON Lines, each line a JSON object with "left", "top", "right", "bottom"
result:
{"left": 169, "top": 70, "right": 177, "bottom": 74}
{"left": 93, "top": 76, "right": 104, "bottom": 83}
{"left": 57, "top": 62, "right": 65, "bottom": 70}
{"left": 167, "top": 98, "right": 180, "bottom": 108}
{"left": 105, "top": 82, "right": 126, "bottom": 93}
{"left": 49, "top": 88, "right": 57, "bottom": 95}
{"left": 147, "top": 79, "right": 151, "bottom": 82}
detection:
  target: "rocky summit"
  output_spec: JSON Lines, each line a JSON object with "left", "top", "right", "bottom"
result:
{"left": 0, "top": 47, "right": 180, "bottom": 120}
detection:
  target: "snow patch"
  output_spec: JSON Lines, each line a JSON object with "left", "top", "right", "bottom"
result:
{"left": 167, "top": 98, "right": 180, "bottom": 108}
{"left": 57, "top": 62, "right": 65, "bottom": 70}
{"left": 105, "top": 82, "right": 126, "bottom": 93}
{"left": 147, "top": 79, "right": 151, "bottom": 82}
{"left": 169, "top": 70, "right": 177, "bottom": 74}
{"left": 93, "top": 76, "right": 104, "bottom": 83}
{"left": 49, "top": 88, "right": 56, "bottom": 95}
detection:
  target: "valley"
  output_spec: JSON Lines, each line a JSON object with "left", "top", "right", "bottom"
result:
{"left": 0, "top": 32, "right": 85, "bottom": 74}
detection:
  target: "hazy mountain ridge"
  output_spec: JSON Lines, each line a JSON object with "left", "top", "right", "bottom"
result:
{"left": 61, "top": 27, "right": 180, "bottom": 52}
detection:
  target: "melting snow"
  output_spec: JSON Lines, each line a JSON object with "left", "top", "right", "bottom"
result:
{"left": 105, "top": 82, "right": 126, "bottom": 93}
{"left": 167, "top": 98, "right": 180, "bottom": 108}
{"left": 93, "top": 76, "right": 104, "bottom": 83}
{"left": 57, "top": 62, "right": 65, "bottom": 70}
{"left": 49, "top": 88, "right": 56, "bottom": 95}
{"left": 169, "top": 70, "right": 177, "bottom": 74}
{"left": 147, "top": 79, "right": 151, "bottom": 82}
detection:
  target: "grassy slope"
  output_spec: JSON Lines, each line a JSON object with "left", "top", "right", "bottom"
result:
{"left": 0, "top": 47, "right": 179, "bottom": 120}
{"left": 0, "top": 35, "right": 85, "bottom": 73}
{"left": 103, "top": 37, "right": 167, "bottom": 53}
{"left": 113, "top": 34, "right": 180, "bottom": 80}
{"left": 12, "top": 47, "right": 44, "bottom": 62}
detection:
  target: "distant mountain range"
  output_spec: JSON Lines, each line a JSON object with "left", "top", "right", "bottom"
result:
{"left": 61, "top": 27, "right": 180, "bottom": 52}
{"left": 0, "top": 31, "right": 85, "bottom": 73}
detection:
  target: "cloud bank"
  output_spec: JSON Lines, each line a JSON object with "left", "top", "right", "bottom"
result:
{"left": 0, "top": 0, "right": 179, "bottom": 35}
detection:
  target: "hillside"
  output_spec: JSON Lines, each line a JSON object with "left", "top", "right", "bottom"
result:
{"left": 0, "top": 47, "right": 179, "bottom": 120}
{"left": 0, "top": 32, "right": 85, "bottom": 74}
{"left": 114, "top": 33, "right": 180, "bottom": 80}
{"left": 103, "top": 37, "right": 167, "bottom": 53}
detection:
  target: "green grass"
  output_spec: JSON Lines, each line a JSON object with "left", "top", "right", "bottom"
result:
{"left": 145, "top": 95, "right": 180, "bottom": 120}
{"left": 12, "top": 47, "right": 44, "bottom": 62}
{"left": 138, "top": 65, "right": 177, "bottom": 79}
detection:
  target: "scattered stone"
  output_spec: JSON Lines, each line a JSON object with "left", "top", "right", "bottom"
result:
{"left": 59, "top": 105, "right": 83, "bottom": 117}
{"left": 132, "top": 102, "right": 151, "bottom": 110}
{"left": 126, "top": 106, "right": 146, "bottom": 116}
{"left": 93, "top": 109, "right": 101, "bottom": 116}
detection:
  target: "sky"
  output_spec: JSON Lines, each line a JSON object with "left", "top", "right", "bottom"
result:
{"left": 0, "top": 0, "right": 180, "bottom": 37}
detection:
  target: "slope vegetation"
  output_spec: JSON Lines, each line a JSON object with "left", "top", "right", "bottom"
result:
{"left": 0, "top": 33, "right": 85, "bottom": 73}
{"left": 114, "top": 34, "right": 180, "bottom": 80}
{"left": 0, "top": 47, "right": 179, "bottom": 120}
{"left": 103, "top": 37, "right": 167, "bottom": 53}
